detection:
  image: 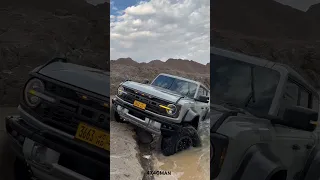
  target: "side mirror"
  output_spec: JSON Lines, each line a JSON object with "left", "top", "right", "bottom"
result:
{"left": 197, "top": 95, "right": 209, "bottom": 103}
{"left": 142, "top": 79, "right": 149, "bottom": 84}
{"left": 272, "top": 106, "right": 318, "bottom": 132}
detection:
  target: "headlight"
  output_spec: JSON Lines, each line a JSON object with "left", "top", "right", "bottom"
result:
{"left": 117, "top": 86, "right": 124, "bottom": 96}
{"left": 24, "top": 78, "right": 45, "bottom": 107}
{"left": 166, "top": 104, "right": 177, "bottom": 115}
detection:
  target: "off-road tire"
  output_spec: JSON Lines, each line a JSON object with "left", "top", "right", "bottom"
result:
{"left": 111, "top": 105, "right": 124, "bottom": 123}
{"left": 14, "top": 158, "right": 32, "bottom": 180}
{"left": 161, "top": 125, "right": 201, "bottom": 156}
{"left": 136, "top": 128, "right": 153, "bottom": 144}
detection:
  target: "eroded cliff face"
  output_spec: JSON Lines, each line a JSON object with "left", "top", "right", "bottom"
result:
{"left": 0, "top": 0, "right": 110, "bottom": 106}
{"left": 211, "top": 0, "right": 320, "bottom": 90}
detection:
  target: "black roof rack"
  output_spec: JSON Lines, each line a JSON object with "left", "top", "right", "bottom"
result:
{"left": 37, "top": 57, "right": 68, "bottom": 72}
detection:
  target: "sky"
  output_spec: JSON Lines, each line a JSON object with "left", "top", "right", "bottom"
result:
{"left": 88, "top": 0, "right": 320, "bottom": 65}
{"left": 110, "top": 0, "right": 210, "bottom": 64}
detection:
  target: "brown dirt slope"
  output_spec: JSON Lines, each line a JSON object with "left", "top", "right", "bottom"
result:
{"left": 211, "top": 0, "right": 320, "bottom": 89}
{"left": 0, "top": 0, "right": 110, "bottom": 106}
{"left": 211, "top": 0, "right": 320, "bottom": 40}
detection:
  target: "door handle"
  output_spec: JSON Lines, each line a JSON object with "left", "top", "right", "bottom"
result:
{"left": 292, "top": 144, "right": 300, "bottom": 151}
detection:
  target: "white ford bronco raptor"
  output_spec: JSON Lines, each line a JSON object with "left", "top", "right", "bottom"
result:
{"left": 210, "top": 47, "right": 320, "bottom": 180}
{"left": 111, "top": 73, "right": 210, "bottom": 156}
{"left": 5, "top": 58, "right": 110, "bottom": 180}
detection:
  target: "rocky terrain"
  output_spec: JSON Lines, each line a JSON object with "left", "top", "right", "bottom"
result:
{"left": 110, "top": 58, "right": 210, "bottom": 95}
{"left": 211, "top": 0, "right": 320, "bottom": 89}
{"left": 0, "top": 0, "right": 109, "bottom": 106}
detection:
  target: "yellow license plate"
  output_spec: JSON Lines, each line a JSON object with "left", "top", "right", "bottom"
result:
{"left": 133, "top": 100, "right": 146, "bottom": 110}
{"left": 75, "top": 122, "right": 110, "bottom": 151}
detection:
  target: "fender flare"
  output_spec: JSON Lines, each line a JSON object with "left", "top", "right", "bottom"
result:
{"left": 202, "top": 108, "right": 209, "bottom": 121}
{"left": 182, "top": 109, "right": 200, "bottom": 123}
{"left": 231, "top": 144, "right": 286, "bottom": 180}
{"left": 300, "top": 147, "right": 320, "bottom": 180}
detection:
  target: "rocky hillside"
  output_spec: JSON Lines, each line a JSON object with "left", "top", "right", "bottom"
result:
{"left": 211, "top": 0, "right": 320, "bottom": 89}
{"left": 110, "top": 59, "right": 210, "bottom": 95}
{"left": 0, "top": 0, "right": 109, "bottom": 106}
{"left": 211, "top": 0, "right": 320, "bottom": 40}
{"left": 111, "top": 58, "right": 209, "bottom": 74}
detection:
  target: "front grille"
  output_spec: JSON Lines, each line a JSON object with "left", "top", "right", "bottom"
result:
{"left": 31, "top": 80, "right": 110, "bottom": 134}
{"left": 121, "top": 88, "right": 169, "bottom": 116}
{"left": 45, "top": 81, "right": 79, "bottom": 102}
{"left": 120, "top": 87, "right": 181, "bottom": 117}
{"left": 45, "top": 81, "right": 108, "bottom": 112}
{"left": 36, "top": 105, "right": 78, "bottom": 134}
{"left": 124, "top": 87, "right": 170, "bottom": 105}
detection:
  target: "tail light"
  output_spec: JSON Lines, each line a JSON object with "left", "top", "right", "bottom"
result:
{"left": 211, "top": 133, "right": 229, "bottom": 179}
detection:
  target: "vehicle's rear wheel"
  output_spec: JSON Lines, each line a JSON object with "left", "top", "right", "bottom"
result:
{"left": 111, "top": 105, "right": 125, "bottom": 123}
{"left": 14, "top": 158, "right": 32, "bottom": 180}
{"left": 161, "top": 125, "right": 201, "bottom": 156}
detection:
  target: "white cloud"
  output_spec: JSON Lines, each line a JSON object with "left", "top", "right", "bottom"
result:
{"left": 110, "top": 0, "right": 210, "bottom": 64}
{"left": 110, "top": 1, "right": 118, "bottom": 10}
{"left": 125, "top": 2, "right": 156, "bottom": 15}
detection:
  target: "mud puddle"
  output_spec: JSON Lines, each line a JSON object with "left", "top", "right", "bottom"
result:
{"left": 151, "top": 119, "right": 210, "bottom": 180}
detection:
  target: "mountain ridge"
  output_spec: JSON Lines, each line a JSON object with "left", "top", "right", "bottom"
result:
{"left": 111, "top": 58, "right": 210, "bottom": 74}
{"left": 211, "top": 0, "right": 320, "bottom": 41}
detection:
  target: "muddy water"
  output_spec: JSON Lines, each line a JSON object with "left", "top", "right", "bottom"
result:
{"left": 152, "top": 119, "right": 210, "bottom": 180}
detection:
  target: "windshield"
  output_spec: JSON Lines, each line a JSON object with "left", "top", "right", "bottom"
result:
{"left": 211, "top": 53, "right": 280, "bottom": 115}
{"left": 151, "top": 75, "right": 198, "bottom": 98}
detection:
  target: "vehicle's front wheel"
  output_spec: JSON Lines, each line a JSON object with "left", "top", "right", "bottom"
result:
{"left": 161, "top": 125, "right": 201, "bottom": 156}
{"left": 14, "top": 158, "right": 32, "bottom": 180}
{"left": 111, "top": 105, "right": 125, "bottom": 123}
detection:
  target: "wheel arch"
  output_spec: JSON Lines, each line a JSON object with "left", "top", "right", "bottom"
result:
{"left": 300, "top": 147, "right": 320, "bottom": 180}
{"left": 182, "top": 109, "right": 200, "bottom": 129}
{"left": 231, "top": 144, "right": 287, "bottom": 180}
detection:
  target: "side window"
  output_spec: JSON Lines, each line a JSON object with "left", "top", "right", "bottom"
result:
{"left": 204, "top": 89, "right": 209, "bottom": 97}
{"left": 189, "top": 83, "right": 197, "bottom": 98}
{"left": 283, "top": 80, "right": 299, "bottom": 106}
{"left": 198, "top": 86, "right": 204, "bottom": 96}
{"left": 312, "top": 95, "right": 319, "bottom": 111}
{"left": 211, "top": 59, "right": 252, "bottom": 103}
{"left": 247, "top": 66, "right": 280, "bottom": 115}
{"left": 299, "top": 88, "right": 310, "bottom": 108}
{"left": 278, "top": 80, "right": 299, "bottom": 116}
{"left": 278, "top": 79, "right": 311, "bottom": 116}
{"left": 198, "top": 86, "right": 209, "bottom": 97}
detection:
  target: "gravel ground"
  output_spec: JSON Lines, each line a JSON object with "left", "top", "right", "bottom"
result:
{"left": 110, "top": 120, "right": 145, "bottom": 180}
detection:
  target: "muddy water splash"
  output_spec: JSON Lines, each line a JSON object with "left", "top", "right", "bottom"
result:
{"left": 152, "top": 119, "right": 210, "bottom": 180}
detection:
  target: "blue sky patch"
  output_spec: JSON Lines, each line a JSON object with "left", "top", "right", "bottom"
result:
{"left": 111, "top": 0, "right": 147, "bottom": 15}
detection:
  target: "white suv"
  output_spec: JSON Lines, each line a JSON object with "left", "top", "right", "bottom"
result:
{"left": 210, "top": 47, "right": 320, "bottom": 180}
{"left": 112, "top": 73, "right": 210, "bottom": 156}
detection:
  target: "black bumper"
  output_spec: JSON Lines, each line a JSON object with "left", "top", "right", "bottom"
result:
{"left": 5, "top": 116, "right": 109, "bottom": 180}
{"left": 112, "top": 97, "right": 182, "bottom": 136}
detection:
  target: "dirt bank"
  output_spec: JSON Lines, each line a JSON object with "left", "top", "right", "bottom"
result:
{"left": 110, "top": 118, "right": 162, "bottom": 180}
